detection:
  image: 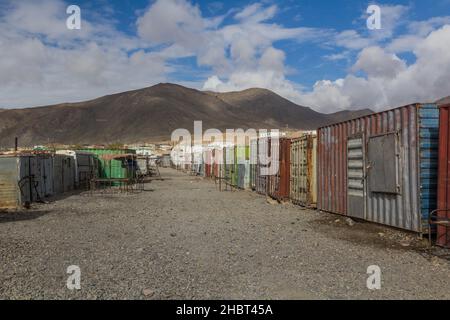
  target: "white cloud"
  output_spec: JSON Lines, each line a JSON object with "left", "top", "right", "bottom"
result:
{"left": 234, "top": 3, "right": 277, "bottom": 23}
{"left": 137, "top": 0, "right": 205, "bottom": 48}
{"left": 0, "top": 0, "right": 169, "bottom": 107}
{"left": 333, "top": 5, "right": 409, "bottom": 51}
{"left": 373, "top": 4, "right": 409, "bottom": 40}
{"left": 299, "top": 25, "right": 450, "bottom": 112}
{"left": 203, "top": 4, "right": 450, "bottom": 113}
{"left": 1, "top": 0, "right": 449, "bottom": 115}
{"left": 3, "top": 0, "right": 323, "bottom": 108}
{"left": 135, "top": 0, "right": 327, "bottom": 103}
{"left": 352, "top": 46, "right": 406, "bottom": 79}
{"left": 408, "top": 16, "right": 450, "bottom": 36}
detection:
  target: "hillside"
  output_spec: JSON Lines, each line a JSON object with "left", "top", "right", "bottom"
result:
{"left": 0, "top": 83, "right": 372, "bottom": 147}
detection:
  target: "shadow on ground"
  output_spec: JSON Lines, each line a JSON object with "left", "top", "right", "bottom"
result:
{"left": 0, "top": 210, "right": 50, "bottom": 223}
{"left": 311, "top": 213, "right": 450, "bottom": 261}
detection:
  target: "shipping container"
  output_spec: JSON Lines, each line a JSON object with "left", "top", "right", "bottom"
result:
{"left": 52, "top": 154, "right": 75, "bottom": 194}
{"left": 212, "top": 148, "right": 224, "bottom": 181}
{"left": 57, "top": 150, "right": 98, "bottom": 189}
{"left": 290, "top": 133, "right": 317, "bottom": 207}
{"left": 224, "top": 146, "right": 235, "bottom": 187}
{"left": 0, "top": 156, "right": 31, "bottom": 209}
{"left": 268, "top": 138, "right": 291, "bottom": 201}
{"left": 250, "top": 139, "right": 257, "bottom": 190}
{"left": 436, "top": 104, "right": 450, "bottom": 247}
{"left": 204, "top": 149, "right": 213, "bottom": 178}
{"left": 191, "top": 146, "right": 203, "bottom": 176}
{"left": 234, "top": 145, "right": 250, "bottom": 189}
{"left": 39, "top": 155, "right": 54, "bottom": 197}
{"left": 0, "top": 154, "right": 76, "bottom": 210}
{"left": 80, "top": 149, "right": 136, "bottom": 179}
{"left": 255, "top": 137, "right": 270, "bottom": 195}
{"left": 318, "top": 103, "right": 439, "bottom": 233}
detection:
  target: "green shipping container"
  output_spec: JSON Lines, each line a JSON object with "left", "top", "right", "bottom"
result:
{"left": 79, "top": 149, "right": 136, "bottom": 180}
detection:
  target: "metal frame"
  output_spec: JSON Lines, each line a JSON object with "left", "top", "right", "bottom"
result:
{"left": 428, "top": 209, "right": 450, "bottom": 247}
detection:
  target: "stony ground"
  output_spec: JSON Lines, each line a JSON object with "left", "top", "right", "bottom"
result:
{"left": 0, "top": 168, "right": 449, "bottom": 300}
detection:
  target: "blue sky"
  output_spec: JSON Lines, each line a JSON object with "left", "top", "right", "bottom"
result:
{"left": 1, "top": 0, "right": 450, "bottom": 112}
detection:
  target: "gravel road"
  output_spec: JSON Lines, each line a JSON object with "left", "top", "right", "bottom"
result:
{"left": 0, "top": 168, "right": 449, "bottom": 299}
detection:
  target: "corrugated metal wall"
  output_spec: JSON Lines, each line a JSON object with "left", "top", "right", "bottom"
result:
{"left": 41, "top": 156, "right": 54, "bottom": 197}
{"left": 75, "top": 152, "right": 97, "bottom": 188}
{"left": 250, "top": 139, "right": 257, "bottom": 190}
{"left": 235, "top": 146, "right": 250, "bottom": 189}
{"left": 437, "top": 104, "right": 450, "bottom": 247}
{"left": 224, "top": 146, "right": 234, "bottom": 187}
{"left": 318, "top": 120, "right": 347, "bottom": 216}
{"left": 318, "top": 103, "right": 439, "bottom": 233}
{"left": 418, "top": 105, "right": 439, "bottom": 231}
{"left": 212, "top": 148, "right": 223, "bottom": 180}
{"left": 290, "top": 134, "right": 317, "bottom": 207}
{"left": 1, "top": 154, "right": 80, "bottom": 210}
{"left": 204, "top": 149, "right": 212, "bottom": 178}
{"left": 255, "top": 138, "right": 269, "bottom": 195}
{"left": 268, "top": 138, "right": 291, "bottom": 200}
{"left": 80, "top": 149, "right": 135, "bottom": 179}
{"left": 53, "top": 155, "right": 75, "bottom": 194}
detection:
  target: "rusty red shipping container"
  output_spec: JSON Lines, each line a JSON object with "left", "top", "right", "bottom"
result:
{"left": 318, "top": 103, "right": 439, "bottom": 234}
{"left": 437, "top": 104, "right": 450, "bottom": 247}
{"left": 268, "top": 138, "right": 291, "bottom": 201}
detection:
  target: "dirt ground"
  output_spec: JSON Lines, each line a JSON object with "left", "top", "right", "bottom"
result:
{"left": 0, "top": 168, "right": 449, "bottom": 300}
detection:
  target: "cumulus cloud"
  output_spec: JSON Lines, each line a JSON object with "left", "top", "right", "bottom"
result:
{"left": 134, "top": 0, "right": 328, "bottom": 105}
{"left": 202, "top": 46, "right": 301, "bottom": 103}
{"left": 352, "top": 46, "right": 406, "bottom": 79}
{"left": 0, "top": 0, "right": 168, "bottom": 107}
{"left": 298, "top": 26, "right": 450, "bottom": 112}
{"left": 1, "top": 0, "right": 450, "bottom": 115}
{"left": 137, "top": 0, "right": 205, "bottom": 48}
{"left": 203, "top": 4, "right": 450, "bottom": 113}
{"left": 3, "top": 0, "right": 321, "bottom": 108}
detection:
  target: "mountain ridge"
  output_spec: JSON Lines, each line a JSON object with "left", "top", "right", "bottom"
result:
{"left": 0, "top": 83, "right": 374, "bottom": 147}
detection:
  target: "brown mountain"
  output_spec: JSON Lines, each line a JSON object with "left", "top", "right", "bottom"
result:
{"left": 0, "top": 83, "right": 372, "bottom": 147}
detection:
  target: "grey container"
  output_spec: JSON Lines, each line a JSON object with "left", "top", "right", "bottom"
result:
{"left": 52, "top": 154, "right": 75, "bottom": 195}
{"left": 317, "top": 103, "right": 439, "bottom": 234}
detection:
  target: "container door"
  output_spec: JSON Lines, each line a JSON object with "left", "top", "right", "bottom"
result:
{"left": 250, "top": 140, "right": 257, "bottom": 190}
{"left": 347, "top": 135, "right": 365, "bottom": 219}
{"left": 279, "top": 139, "right": 290, "bottom": 200}
{"left": 299, "top": 137, "right": 308, "bottom": 204}
{"left": 367, "top": 133, "right": 400, "bottom": 194}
